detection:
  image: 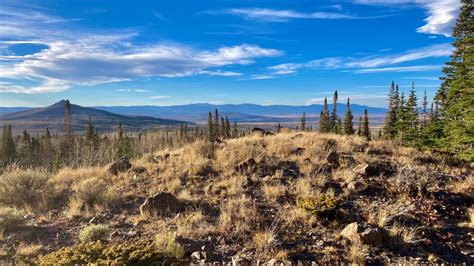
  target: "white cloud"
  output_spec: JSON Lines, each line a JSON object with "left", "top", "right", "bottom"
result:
{"left": 116, "top": 89, "right": 150, "bottom": 93}
{"left": 352, "top": 0, "right": 460, "bottom": 37}
{"left": 249, "top": 75, "right": 275, "bottom": 80}
{"left": 354, "top": 65, "right": 442, "bottom": 73}
{"left": 0, "top": 4, "right": 281, "bottom": 93}
{"left": 268, "top": 44, "right": 451, "bottom": 74}
{"left": 198, "top": 70, "right": 243, "bottom": 76}
{"left": 149, "top": 95, "right": 171, "bottom": 99}
{"left": 222, "top": 8, "right": 356, "bottom": 22}
{"left": 0, "top": 78, "right": 69, "bottom": 94}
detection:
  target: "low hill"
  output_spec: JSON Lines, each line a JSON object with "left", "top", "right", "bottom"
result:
{"left": 0, "top": 132, "right": 471, "bottom": 264}
{"left": 0, "top": 100, "right": 190, "bottom": 133}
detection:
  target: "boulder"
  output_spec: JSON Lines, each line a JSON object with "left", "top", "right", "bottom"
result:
{"left": 191, "top": 251, "right": 211, "bottom": 263}
{"left": 234, "top": 158, "right": 257, "bottom": 174}
{"left": 290, "top": 147, "right": 305, "bottom": 156}
{"left": 325, "top": 151, "right": 340, "bottom": 168}
{"left": 108, "top": 158, "right": 132, "bottom": 175}
{"left": 367, "top": 147, "right": 392, "bottom": 156}
{"left": 322, "top": 139, "right": 338, "bottom": 152}
{"left": 362, "top": 161, "right": 395, "bottom": 177}
{"left": 132, "top": 166, "right": 147, "bottom": 174}
{"left": 139, "top": 192, "right": 184, "bottom": 216}
{"left": 340, "top": 222, "right": 388, "bottom": 246}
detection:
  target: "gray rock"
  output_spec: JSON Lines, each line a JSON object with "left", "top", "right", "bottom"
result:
{"left": 139, "top": 191, "right": 184, "bottom": 217}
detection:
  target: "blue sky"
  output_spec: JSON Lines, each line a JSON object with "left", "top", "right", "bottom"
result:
{"left": 0, "top": 0, "right": 460, "bottom": 107}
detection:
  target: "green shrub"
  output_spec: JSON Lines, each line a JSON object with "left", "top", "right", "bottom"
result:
{"left": 297, "top": 194, "right": 340, "bottom": 216}
{"left": 79, "top": 224, "right": 110, "bottom": 242}
{"left": 69, "top": 178, "right": 118, "bottom": 216}
{"left": 38, "top": 241, "right": 183, "bottom": 265}
{"left": 155, "top": 232, "right": 185, "bottom": 260}
{"left": 0, "top": 207, "right": 24, "bottom": 235}
{"left": 0, "top": 169, "right": 52, "bottom": 212}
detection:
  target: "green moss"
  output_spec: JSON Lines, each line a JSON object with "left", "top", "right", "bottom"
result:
{"left": 38, "top": 241, "right": 183, "bottom": 265}
{"left": 79, "top": 224, "right": 109, "bottom": 242}
{"left": 297, "top": 194, "right": 340, "bottom": 216}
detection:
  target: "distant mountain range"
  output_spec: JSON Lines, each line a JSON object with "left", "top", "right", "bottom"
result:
{"left": 93, "top": 103, "right": 387, "bottom": 123}
{"left": 0, "top": 100, "right": 188, "bottom": 133}
{"left": 0, "top": 101, "right": 387, "bottom": 133}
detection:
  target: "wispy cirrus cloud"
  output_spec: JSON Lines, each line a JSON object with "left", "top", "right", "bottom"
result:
{"left": 212, "top": 8, "right": 357, "bottom": 22}
{"left": 0, "top": 5, "right": 281, "bottom": 94}
{"left": 353, "top": 65, "right": 442, "bottom": 73}
{"left": 116, "top": 89, "right": 150, "bottom": 93}
{"left": 197, "top": 70, "right": 243, "bottom": 76}
{"left": 268, "top": 43, "right": 451, "bottom": 74}
{"left": 352, "top": 0, "right": 460, "bottom": 37}
{"left": 148, "top": 95, "right": 171, "bottom": 100}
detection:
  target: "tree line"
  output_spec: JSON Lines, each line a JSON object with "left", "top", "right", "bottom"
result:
{"left": 383, "top": 0, "right": 472, "bottom": 162}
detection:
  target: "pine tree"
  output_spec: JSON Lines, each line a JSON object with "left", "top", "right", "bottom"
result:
{"left": 421, "top": 90, "right": 429, "bottom": 129}
{"left": 17, "top": 130, "right": 32, "bottom": 165}
{"left": 277, "top": 123, "right": 281, "bottom": 133}
{"left": 1, "top": 125, "right": 15, "bottom": 166}
{"left": 225, "top": 116, "right": 231, "bottom": 138}
{"left": 396, "top": 91, "right": 408, "bottom": 143}
{"left": 357, "top": 117, "right": 362, "bottom": 136}
{"left": 405, "top": 82, "right": 419, "bottom": 145}
{"left": 213, "top": 109, "right": 219, "bottom": 138}
{"left": 343, "top": 97, "right": 354, "bottom": 135}
{"left": 116, "top": 123, "right": 133, "bottom": 159}
{"left": 336, "top": 118, "right": 342, "bottom": 134}
{"left": 330, "top": 90, "right": 338, "bottom": 132}
{"left": 383, "top": 81, "right": 398, "bottom": 139}
{"left": 319, "top": 97, "right": 330, "bottom": 133}
{"left": 60, "top": 99, "right": 73, "bottom": 159}
{"left": 362, "top": 109, "right": 371, "bottom": 140}
{"left": 419, "top": 101, "right": 445, "bottom": 148}
{"left": 220, "top": 117, "right": 226, "bottom": 138}
{"left": 207, "top": 111, "right": 213, "bottom": 141}
{"left": 301, "top": 112, "right": 306, "bottom": 131}
{"left": 434, "top": 0, "right": 474, "bottom": 161}
{"left": 233, "top": 122, "right": 238, "bottom": 138}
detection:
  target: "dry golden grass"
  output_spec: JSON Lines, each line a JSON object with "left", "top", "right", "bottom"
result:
{"left": 0, "top": 130, "right": 471, "bottom": 263}
{"left": 262, "top": 183, "right": 286, "bottom": 203}
{"left": 253, "top": 229, "right": 277, "bottom": 253}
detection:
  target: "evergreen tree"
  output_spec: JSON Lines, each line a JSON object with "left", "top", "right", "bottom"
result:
{"left": 220, "top": 117, "right": 226, "bottom": 138}
{"left": 383, "top": 81, "right": 398, "bottom": 139}
{"left": 213, "top": 109, "right": 219, "bottom": 138}
{"left": 405, "top": 82, "right": 419, "bottom": 145}
{"left": 116, "top": 123, "right": 133, "bottom": 159}
{"left": 357, "top": 117, "right": 362, "bottom": 136}
{"left": 319, "top": 97, "right": 330, "bottom": 133}
{"left": 336, "top": 118, "right": 342, "bottom": 134}
{"left": 1, "top": 125, "right": 15, "bottom": 166}
{"left": 395, "top": 91, "right": 408, "bottom": 143}
{"left": 421, "top": 90, "right": 429, "bottom": 129}
{"left": 419, "top": 101, "right": 445, "bottom": 148}
{"left": 60, "top": 99, "right": 73, "bottom": 160}
{"left": 17, "top": 130, "right": 32, "bottom": 165}
{"left": 343, "top": 97, "right": 354, "bottom": 135}
{"left": 301, "top": 112, "right": 306, "bottom": 131}
{"left": 277, "top": 123, "right": 281, "bottom": 133}
{"left": 330, "top": 90, "right": 338, "bottom": 132}
{"left": 225, "top": 116, "right": 231, "bottom": 138}
{"left": 362, "top": 109, "right": 371, "bottom": 140}
{"left": 434, "top": 0, "right": 474, "bottom": 161}
{"left": 207, "top": 111, "right": 213, "bottom": 141}
{"left": 233, "top": 122, "right": 238, "bottom": 138}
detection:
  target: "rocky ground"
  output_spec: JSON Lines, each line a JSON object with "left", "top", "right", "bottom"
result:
{"left": 0, "top": 131, "right": 473, "bottom": 264}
